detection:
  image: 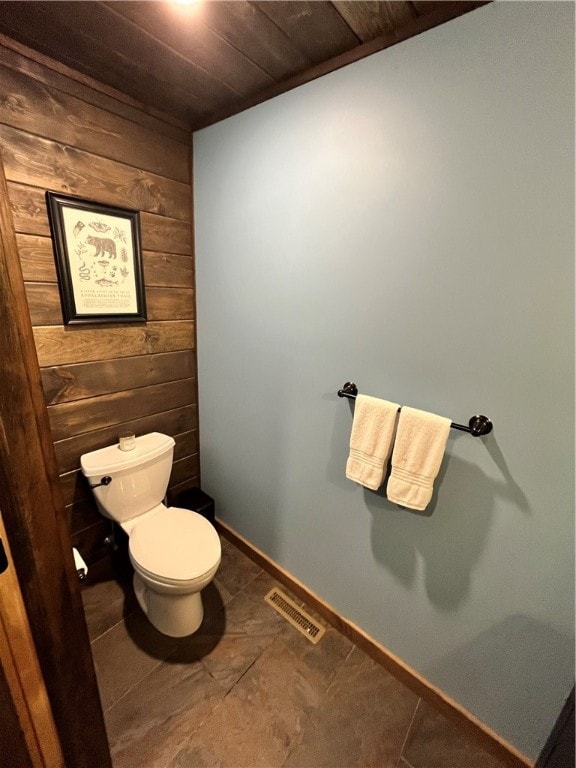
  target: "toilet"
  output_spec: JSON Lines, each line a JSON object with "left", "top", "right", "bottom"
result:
{"left": 80, "top": 432, "right": 221, "bottom": 638}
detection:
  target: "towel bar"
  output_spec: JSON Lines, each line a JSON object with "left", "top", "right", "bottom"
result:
{"left": 337, "top": 382, "right": 493, "bottom": 437}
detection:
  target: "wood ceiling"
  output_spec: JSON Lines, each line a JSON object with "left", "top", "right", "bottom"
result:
{"left": 0, "top": 1, "right": 487, "bottom": 130}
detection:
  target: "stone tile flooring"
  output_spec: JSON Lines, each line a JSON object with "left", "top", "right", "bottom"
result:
{"left": 82, "top": 536, "right": 508, "bottom": 768}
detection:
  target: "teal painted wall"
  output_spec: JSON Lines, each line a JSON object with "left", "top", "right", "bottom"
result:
{"left": 193, "top": 3, "right": 574, "bottom": 759}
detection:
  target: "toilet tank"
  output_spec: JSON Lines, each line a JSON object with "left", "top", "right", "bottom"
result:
{"left": 80, "top": 432, "right": 175, "bottom": 524}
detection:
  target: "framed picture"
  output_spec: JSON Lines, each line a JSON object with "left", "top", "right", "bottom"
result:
{"left": 46, "top": 192, "right": 147, "bottom": 325}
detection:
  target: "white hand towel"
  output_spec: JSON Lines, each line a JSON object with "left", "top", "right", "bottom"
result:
{"left": 346, "top": 395, "right": 400, "bottom": 491}
{"left": 386, "top": 406, "right": 451, "bottom": 511}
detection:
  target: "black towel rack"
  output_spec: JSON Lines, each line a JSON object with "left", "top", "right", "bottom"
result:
{"left": 337, "top": 382, "right": 493, "bottom": 437}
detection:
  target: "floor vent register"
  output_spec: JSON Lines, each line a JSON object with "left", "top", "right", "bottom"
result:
{"left": 264, "top": 588, "right": 326, "bottom": 645}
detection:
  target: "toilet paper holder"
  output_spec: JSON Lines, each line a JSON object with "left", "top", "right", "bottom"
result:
{"left": 73, "top": 547, "right": 88, "bottom": 582}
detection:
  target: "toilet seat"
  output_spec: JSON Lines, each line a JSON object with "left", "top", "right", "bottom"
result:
{"left": 133, "top": 559, "right": 220, "bottom": 591}
{"left": 129, "top": 506, "right": 220, "bottom": 583}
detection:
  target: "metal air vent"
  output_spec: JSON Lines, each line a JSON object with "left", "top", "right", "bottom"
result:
{"left": 264, "top": 588, "right": 326, "bottom": 644}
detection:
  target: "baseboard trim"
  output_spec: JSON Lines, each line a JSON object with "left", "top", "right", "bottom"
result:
{"left": 216, "top": 518, "right": 534, "bottom": 768}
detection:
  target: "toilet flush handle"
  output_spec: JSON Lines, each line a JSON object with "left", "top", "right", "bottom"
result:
{"left": 90, "top": 476, "right": 112, "bottom": 489}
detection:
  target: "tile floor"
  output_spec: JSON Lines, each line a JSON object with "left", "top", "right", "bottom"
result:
{"left": 81, "top": 536, "right": 508, "bottom": 768}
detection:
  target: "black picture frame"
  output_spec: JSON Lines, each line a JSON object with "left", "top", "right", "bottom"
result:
{"left": 45, "top": 192, "right": 147, "bottom": 325}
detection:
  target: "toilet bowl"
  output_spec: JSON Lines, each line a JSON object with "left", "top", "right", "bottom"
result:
{"left": 80, "top": 432, "right": 221, "bottom": 637}
{"left": 127, "top": 504, "right": 220, "bottom": 637}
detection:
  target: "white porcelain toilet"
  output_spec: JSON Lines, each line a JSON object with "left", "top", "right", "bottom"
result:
{"left": 80, "top": 432, "right": 221, "bottom": 637}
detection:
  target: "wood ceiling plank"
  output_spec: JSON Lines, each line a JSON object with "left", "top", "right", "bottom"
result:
{"left": 411, "top": 1, "right": 476, "bottom": 15}
{"left": 200, "top": 1, "right": 312, "bottom": 80}
{"left": 0, "top": 0, "right": 488, "bottom": 131}
{"left": 195, "top": 0, "right": 487, "bottom": 130}
{"left": 108, "top": 1, "right": 274, "bottom": 98}
{"left": 332, "top": 1, "right": 418, "bottom": 42}
{"left": 0, "top": 1, "right": 232, "bottom": 122}
{"left": 256, "top": 1, "right": 360, "bottom": 65}
{"left": 94, "top": 1, "right": 243, "bottom": 112}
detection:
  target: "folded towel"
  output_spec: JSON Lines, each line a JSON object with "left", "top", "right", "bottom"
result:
{"left": 387, "top": 406, "right": 451, "bottom": 510}
{"left": 346, "top": 395, "right": 400, "bottom": 491}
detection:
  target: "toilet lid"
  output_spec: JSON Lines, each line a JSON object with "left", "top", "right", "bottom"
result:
{"left": 129, "top": 507, "right": 220, "bottom": 581}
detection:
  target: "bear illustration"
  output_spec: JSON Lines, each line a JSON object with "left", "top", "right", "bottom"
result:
{"left": 86, "top": 235, "right": 117, "bottom": 259}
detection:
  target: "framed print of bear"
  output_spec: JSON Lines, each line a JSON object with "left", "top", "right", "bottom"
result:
{"left": 46, "top": 192, "right": 147, "bottom": 325}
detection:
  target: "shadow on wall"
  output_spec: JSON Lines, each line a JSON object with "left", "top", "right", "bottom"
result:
{"left": 423, "top": 614, "right": 575, "bottom": 758}
{"left": 345, "top": 423, "right": 530, "bottom": 610}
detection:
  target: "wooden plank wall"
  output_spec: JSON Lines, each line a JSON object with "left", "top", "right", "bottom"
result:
{"left": 0, "top": 39, "right": 198, "bottom": 571}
